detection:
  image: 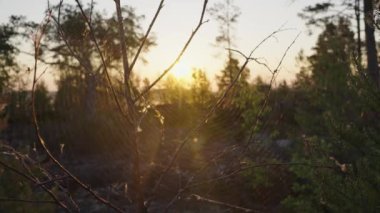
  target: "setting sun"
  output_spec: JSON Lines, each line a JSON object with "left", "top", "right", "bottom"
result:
{"left": 170, "top": 60, "right": 193, "bottom": 83}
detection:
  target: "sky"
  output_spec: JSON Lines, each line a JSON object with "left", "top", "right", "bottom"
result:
{"left": 0, "top": 0, "right": 321, "bottom": 91}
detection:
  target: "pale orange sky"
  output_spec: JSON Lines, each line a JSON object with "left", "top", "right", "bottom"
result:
{"left": 0, "top": 0, "right": 322, "bottom": 91}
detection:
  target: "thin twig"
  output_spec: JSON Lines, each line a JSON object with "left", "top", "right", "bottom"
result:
{"left": 227, "top": 48, "right": 273, "bottom": 74}
{"left": 226, "top": 48, "right": 247, "bottom": 59}
{"left": 36, "top": 175, "right": 69, "bottom": 186}
{"left": 249, "top": 26, "right": 292, "bottom": 58}
{"left": 34, "top": 67, "right": 48, "bottom": 83}
{"left": 0, "top": 160, "right": 69, "bottom": 211}
{"left": 2, "top": 140, "right": 80, "bottom": 212}
{"left": 129, "top": 0, "right": 165, "bottom": 73}
{"left": 188, "top": 194, "right": 257, "bottom": 212}
{"left": 114, "top": 0, "right": 135, "bottom": 110}
{"left": 246, "top": 33, "right": 301, "bottom": 146}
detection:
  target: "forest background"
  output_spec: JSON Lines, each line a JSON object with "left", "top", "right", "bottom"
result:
{"left": 0, "top": 0, "right": 379, "bottom": 212}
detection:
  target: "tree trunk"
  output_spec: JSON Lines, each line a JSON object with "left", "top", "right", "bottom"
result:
{"left": 132, "top": 137, "right": 146, "bottom": 213}
{"left": 85, "top": 73, "right": 96, "bottom": 117}
{"left": 355, "top": 0, "right": 362, "bottom": 64}
{"left": 114, "top": 1, "right": 145, "bottom": 212}
{"left": 83, "top": 60, "right": 96, "bottom": 117}
{"left": 363, "top": 0, "right": 380, "bottom": 87}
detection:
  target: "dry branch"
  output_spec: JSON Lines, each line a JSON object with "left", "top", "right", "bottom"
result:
{"left": 188, "top": 194, "right": 257, "bottom": 212}
{"left": 245, "top": 32, "right": 301, "bottom": 146}
{"left": 0, "top": 159, "right": 69, "bottom": 211}
{"left": 114, "top": 0, "right": 135, "bottom": 111}
{"left": 129, "top": 0, "right": 165, "bottom": 73}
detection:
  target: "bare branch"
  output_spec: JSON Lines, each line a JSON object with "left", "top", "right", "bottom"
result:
{"left": 0, "top": 160, "right": 69, "bottom": 211}
{"left": 245, "top": 32, "right": 301, "bottom": 146}
{"left": 226, "top": 48, "right": 248, "bottom": 59}
{"left": 249, "top": 58, "right": 274, "bottom": 74}
{"left": 129, "top": 0, "right": 165, "bottom": 73}
{"left": 34, "top": 67, "right": 48, "bottom": 83}
{"left": 227, "top": 48, "right": 273, "bottom": 74}
{"left": 1, "top": 144, "right": 79, "bottom": 211}
{"left": 114, "top": 0, "right": 135, "bottom": 111}
{"left": 248, "top": 26, "right": 293, "bottom": 58}
{"left": 187, "top": 194, "right": 257, "bottom": 212}
{"left": 272, "top": 32, "right": 301, "bottom": 74}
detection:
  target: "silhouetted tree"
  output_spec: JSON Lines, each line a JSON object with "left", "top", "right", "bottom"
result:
{"left": 0, "top": 20, "right": 18, "bottom": 93}
{"left": 364, "top": 0, "right": 379, "bottom": 87}
{"left": 300, "top": 0, "right": 379, "bottom": 86}
{"left": 45, "top": 3, "right": 154, "bottom": 116}
{"left": 283, "top": 19, "right": 380, "bottom": 212}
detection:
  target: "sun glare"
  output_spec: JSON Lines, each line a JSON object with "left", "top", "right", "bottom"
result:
{"left": 171, "top": 61, "right": 193, "bottom": 83}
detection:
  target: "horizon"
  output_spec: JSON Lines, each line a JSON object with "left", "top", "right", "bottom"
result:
{"left": 0, "top": 0, "right": 321, "bottom": 91}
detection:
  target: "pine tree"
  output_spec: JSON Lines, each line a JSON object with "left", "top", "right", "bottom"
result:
{"left": 283, "top": 18, "right": 380, "bottom": 212}
{"left": 44, "top": 3, "right": 154, "bottom": 116}
{"left": 0, "top": 21, "right": 18, "bottom": 93}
